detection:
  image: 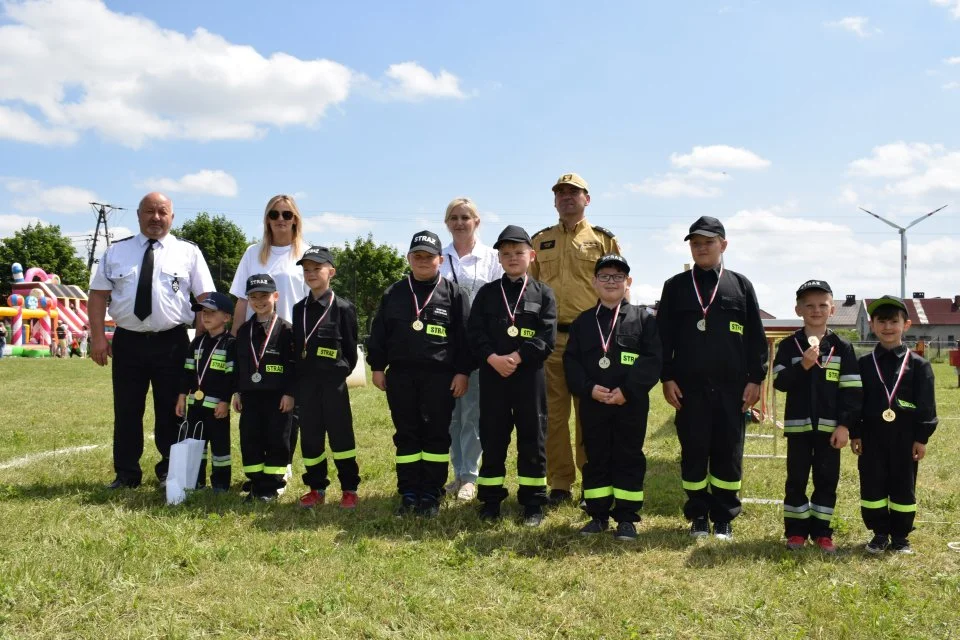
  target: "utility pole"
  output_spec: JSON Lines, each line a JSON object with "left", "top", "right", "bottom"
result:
{"left": 88, "top": 202, "right": 125, "bottom": 271}
{"left": 859, "top": 205, "right": 948, "bottom": 299}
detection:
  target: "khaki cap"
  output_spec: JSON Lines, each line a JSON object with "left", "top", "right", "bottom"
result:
{"left": 552, "top": 172, "right": 589, "bottom": 193}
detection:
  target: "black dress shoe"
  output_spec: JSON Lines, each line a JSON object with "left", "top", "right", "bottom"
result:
{"left": 106, "top": 478, "right": 140, "bottom": 489}
{"left": 547, "top": 489, "right": 573, "bottom": 507}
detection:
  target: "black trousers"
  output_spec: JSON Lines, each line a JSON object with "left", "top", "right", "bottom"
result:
{"left": 859, "top": 426, "right": 918, "bottom": 538}
{"left": 476, "top": 365, "right": 547, "bottom": 507}
{"left": 111, "top": 326, "right": 189, "bottom": 483}
{"left": 385, "top": 367, "right": 455, "bottom": 501}
{"left": 239, "top": 390, "right": 292, "bottom": 497}
{"left": 784, "top": 431, "right": 840, "bottom": 538}
{"left": 674, "top": 386, "right": 746, "bottom": 523}
{"left": 298, "top": 377, "right": 359, "bottom": 492}
{"left": 184, "top": 402, "right": 231, "bottom": 489}
{"left": 581, "top": 396, "right": 649, "bottom": 523}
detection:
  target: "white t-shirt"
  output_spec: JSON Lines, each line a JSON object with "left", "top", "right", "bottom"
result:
{"left": 439, "top": 240, "right": 503, "bottom": 304}
{"left": 230, "top": 243, "right": 308, "bottom": 323}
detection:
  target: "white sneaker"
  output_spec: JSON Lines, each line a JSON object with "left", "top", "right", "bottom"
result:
{"left": 444, "top": 478, "right": 463, "bottom": 496}
{"left": 457, "top": 482, "right": 476, "bottom": 501}
{"left": 284, "top": 464, "right": 293, "bottom": 482}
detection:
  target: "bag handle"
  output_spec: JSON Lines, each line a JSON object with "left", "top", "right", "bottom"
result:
{"left": 177, "top": 419, "right": 189, "bottom": 442}
{"left": 192, "top": 421, "right": 204, "bottom": 441}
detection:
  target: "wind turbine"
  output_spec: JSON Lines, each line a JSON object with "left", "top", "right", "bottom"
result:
{"left": 859, "top": 205, "right": 948, "bottom": 299}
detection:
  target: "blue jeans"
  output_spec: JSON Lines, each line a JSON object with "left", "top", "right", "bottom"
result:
{"left": 449, "top": 370, "right": 482, "bottom": 483}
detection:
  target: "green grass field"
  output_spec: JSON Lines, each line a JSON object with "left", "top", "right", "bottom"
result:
{"left": 0, "top": 358, "right": 958, "bottom": 639}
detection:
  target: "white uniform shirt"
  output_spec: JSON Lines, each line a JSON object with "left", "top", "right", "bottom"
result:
{"left": 89, "top": 232, "right": 215, "bottom": 332}
{"left": 229, "top": 243, "right": 308, "bottom": 323}
{"left": 439, "top": 240, "right": 503, "bottom": 305}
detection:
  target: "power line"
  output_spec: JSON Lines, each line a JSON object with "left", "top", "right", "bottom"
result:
{"left": 87, "top": 202, "right": 125, "bottom": 271}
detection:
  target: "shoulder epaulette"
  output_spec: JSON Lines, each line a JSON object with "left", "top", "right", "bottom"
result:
{"left": 177, "top": 237, "right": 199, "bottom": 247}
{"left": 531, "top": 226, "right": 553, "bottom": 238}
{"left": 112, "top": 236, "right": 134, "bottom": 243}
{"left": 592, "top": 225, "right": 615, "bottom": 238}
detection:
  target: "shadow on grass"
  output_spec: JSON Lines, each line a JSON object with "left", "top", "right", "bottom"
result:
{"left": 684, "top": 536, "right": 863, "bottom": 567}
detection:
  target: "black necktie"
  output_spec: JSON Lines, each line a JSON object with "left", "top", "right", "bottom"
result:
{"left": 134, "top": 239, "right": 156, "bottom": 320}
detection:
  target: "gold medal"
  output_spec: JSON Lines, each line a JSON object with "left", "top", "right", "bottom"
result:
{"left": 194, "top": 390, "right": 205, "bottom": 401}
{"left": 598, "top": 356, "right": 611, "bottom": 369}
{"left": 696, "top": 319, "right": 706, "bottom": 331}
{"left": 507, "top": 325, "right": 519, "bottom": 337}
{"left": 412, "top": 319, "right": 424, "bottom": 331}
{"left": 882, "top": 408, "right": 896, "bottom": 422}
{"left": 807, "top": 335, "right": 820, "bottom": 349}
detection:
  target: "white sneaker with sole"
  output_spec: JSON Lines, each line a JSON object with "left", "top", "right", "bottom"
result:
{"left": 457, "top": 482, "right": 476, "bottom": 501}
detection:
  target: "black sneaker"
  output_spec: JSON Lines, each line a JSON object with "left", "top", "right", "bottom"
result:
{"left": 547, "top": 489, "right": 573, "bottom": 507}
{"left": 690, "top": 516, "right": 710, "bottom": 537}
{"left": 395, "top": 493, "right": 418, "bottom": 517}
{"left": 713, "top": 521, "right": 733, "bottom": 540}
{"left": 106, "top": 477, "right": 140, "bottom": 490}
{"left": 865, "top": 533, "right": 889, "bottom": 554}
{"left": 890, "top": 537, "right": 914, "bottom": 555}
{"left": 614, "top": 521, "right": 638, "bottom": 541}
{"left": 241, "top": 480, "right": 252, "bottom": 492}
{"left": 579, "top": 518, "right": 609, "bottom": 535}
{"left": 522, "top": 505, "right": 544, "bottom": 528}
{"left": 478, "top": 502, "right": 502, "bottom": 522}
{"left": 416, "top": 497, "right": 440, "bottom": 518}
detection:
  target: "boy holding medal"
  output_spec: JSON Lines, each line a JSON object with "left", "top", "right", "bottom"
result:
{"left": 467, "top": 225, "right": 557, "bottom": 526}
{"left": 368, "top": 230, "right": 473, "bottom": 517}
{"left": 234, "top": 274, "right": 296, "bottom": 501}
{"left": 291, "top": 247, "right": 361, "bottom": 509}
{"left": 564, "top": 255, "right": 661, "bottom": 541}
{"left": 772, "top": 280, "right": 861, "bottom": 552}
{"left": 851, "top": 295, "right": 938, "bottom": 554}
{"left": 656, "top": 216, "right": 767, "bottom": 539}
{"left": 176, "top": 292, "right": 237, "bottom": 491}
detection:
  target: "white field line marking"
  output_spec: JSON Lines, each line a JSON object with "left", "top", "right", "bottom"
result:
{"left": 0, "top": 444, "right": 101, "bottom": 470}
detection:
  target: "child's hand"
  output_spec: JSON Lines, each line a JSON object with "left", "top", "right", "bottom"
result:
{"left": 232, "top": 393, "right": 242, "bottom": 413}
{"left": 662, "top": 381, "right": 683, "bottom": 410}
{"left": 175, "top": 394, "right": 186, "bottom": 417}
{"left": 912, "top": 441, "right": 926, "bottom": 461}
{"left": 279, "top": 395, "right": 295, "bottom": 413}
{"left": 802, "top": 345, "right": 819, "bottom": 370}
{"left": 741, "top": 382, "right": 761, "bottom": 412}
{"left": 451, "top": 374, "right": 469, "bottom": 398}
{"left": 591, "top": 385, "right": 612, "bottom": 403}
{"left": 850, "top": 438, "right": 863, "bottom": 456}
{"left": 213, "top": 401, "right": 229, "bottom": 419}
{"left": 830, "top": 425, "right": 850, "bottom": 449}
{"left": 607, "top": 388, "right": 627, "bottom": 405}
{"left": 372, "top": 371, "right": 386, "bottom": 391}
{"left": 487, "top": 354, "right": 517, "bottom": 378}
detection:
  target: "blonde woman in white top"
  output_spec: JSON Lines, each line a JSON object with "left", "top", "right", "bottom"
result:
{"left": 439, "top": 197, "right": 504, "bottom": 500}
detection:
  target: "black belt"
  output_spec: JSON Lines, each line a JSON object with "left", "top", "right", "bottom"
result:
{"left": 557, "top": 324, "right": 571, "bottom": 333}
{"left": 116, "top": 324, "right": 187, "bottom": 338}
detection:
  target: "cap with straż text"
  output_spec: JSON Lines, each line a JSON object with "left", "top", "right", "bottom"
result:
{"left": 595, "top": 254, "right": 630, "bottom": 274}
{"left": 408, "top": 230, "right": 442, "bottom": 255}
{"left": 245, "top": 273, "right": 277, "bottom": 294}
{"left": 296, "top": 246, "right": 336, "bottom": 267}
{"left": 795, "top": 280, "right": 833, "bottom": 297}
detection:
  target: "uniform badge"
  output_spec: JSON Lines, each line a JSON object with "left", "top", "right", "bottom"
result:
{"left": 539, "top": 240, "right": 556, "bottom": 250}
{"left": 171, "top": 277, "right": 180, "bottom": 293}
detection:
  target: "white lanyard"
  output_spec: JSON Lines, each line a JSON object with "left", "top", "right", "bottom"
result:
{"left": 196, "top": 334, "right": 224, "bottom": 390}
{"left": 302, "top": 290, "right": 335, "bottom": 357}
{"left": 871, "top": 348, "right": 910, "bottom": 411}
{"left": 500, "top": 275, "right": 529, "bottom": 327}
{"left": 407, "top": 275, "right": 441, "bottom": 327}
{"left": 691, "top": 265, "right": 724, "bottom": 327}
{"left": 250, "top": 313, "right": 279, "bottom": 372}
{"left": 594, "top": 300, "right": 622, "bottom": 368}
{"left": 794, "top": 336, "right": 835, "bottom": 369}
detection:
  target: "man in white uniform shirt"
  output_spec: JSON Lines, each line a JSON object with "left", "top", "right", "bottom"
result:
{"left": 90, "top": 192, "right": 215, "bottom": 489}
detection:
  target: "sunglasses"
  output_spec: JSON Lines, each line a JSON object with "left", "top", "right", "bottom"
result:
{"left": 268, "top": 210, "right": 295, "bottom": 221}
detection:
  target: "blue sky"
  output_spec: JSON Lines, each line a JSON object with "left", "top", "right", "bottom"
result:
{"left": 1, "top": 0, "right": 958, "bottom": 317}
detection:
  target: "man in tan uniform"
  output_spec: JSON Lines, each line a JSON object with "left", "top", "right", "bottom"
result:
{"left": 530, "top": 173, "right": 621, "bottom": 505}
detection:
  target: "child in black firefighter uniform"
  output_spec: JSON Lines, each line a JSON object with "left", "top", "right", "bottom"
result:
{"left": 772, "top": 280, "right": 861, "bottom": 553}
{"left": 291, "top": 246, "right": 361, "bottom": 510}
{"left": 564, "top": 255, "right": 661, "bottom": 541}
{"left": 657, "top": 216, "right": 767, "bottom": 540}
{"left": 368, "top": 230, "right": 473, "bottom": 517}
{"left": 176, "top": 292, "right": 236, "bottom": 491}
{"left": 233, "top": 274, "right": 296, "bottom": 501}
{"left": 467, "top": 225, "right": 557, "bottom": 527}
{"left": 851, "top": 295, "right": 938, "bottom": 555}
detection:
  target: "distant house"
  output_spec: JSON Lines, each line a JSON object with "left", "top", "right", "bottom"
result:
{"left": 759, "top": 309, "right": 776, "bottom": 320}
{"left": 857, "top": 295, "right": 960, "bottom": 344}
{"left": 831, "top": 294, "right": 861, "bottom": 333}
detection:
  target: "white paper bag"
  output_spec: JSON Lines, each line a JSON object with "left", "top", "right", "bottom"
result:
{"left": 166, "top": 421, "right": 205, "bottom": 505}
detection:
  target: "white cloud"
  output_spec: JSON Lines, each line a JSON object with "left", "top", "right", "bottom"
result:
{"left": 301, "top": 213, "right": 375, "bottom": 235}
{"left": 625, "top": 175, "right": 723, "bottom": 198}
{"left": 943, "top": 81, "right": 960, "bottom": 90}
{"left": 670, "top": 145, "right": 771, "bottom": 170}
{"left": 886, "top": 151, "right": 960, "bottom": 196}
{"left": 138, "top": 170, "right": 238, "bottom": 197}
{"left": 943, "top": 56, "right": 960, "bottom": 65}
{"left": 932, "top": 0, "right": 960, "bottom": 19}
{"left": 0, "top": 0, "right": 467, "bottom": 148}
{"left": 824, "top": 16, "right": 881, "bottom": 37}
{"left": 838, "top": 186, "right": 859, "bottom": 205}
{"left": 848, "top": 142, "right": 941, "bottom": 178}
{"left": 0, "top": 213, "right": 44, "bottom": 235}
{"left": 849, "top": 142, "right": 960, "bottom": 196}
{"left": 3, "top": 179, "right": 99, "bottom": 214}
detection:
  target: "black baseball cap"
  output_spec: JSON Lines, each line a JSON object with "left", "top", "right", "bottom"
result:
{"left": 246, "top": 273, "right": 277, "bottom": 294}
{"left": 684, "top": 216, "right": 726, "bottom": 241}
{"left": 868, "top": 295, "right": 908, "bottom": 316}
{"left": 192, "top": 291, "right": 233, "bottom": 313}
{"left": 796, "top": 279, "right": 833, "bottom": 298}
{"left": 408, "top": 230, "right": 442, "bottom": 255}
{"left": 296, "top": 246, "right": 335, "bottom": 267}
{"left": 595, "top": 254, "right": 630, "bottom": 274}
{"left": 493, "top": 225, "right": 532, "bottom": 249}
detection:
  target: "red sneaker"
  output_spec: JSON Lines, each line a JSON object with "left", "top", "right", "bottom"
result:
{"left": 785, "top": 535, "right": 806, "bottom": 550}
{"left": 299, "top": 489, "right": 325, "bottom": 508}
{"left": 340, "top": 490, "right": 358, "bottom": 510}
{"left": 815, "top": 536, "right": 837, "bottom": 554}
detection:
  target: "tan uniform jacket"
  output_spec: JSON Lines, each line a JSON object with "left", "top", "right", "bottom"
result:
{"left": 529, "top": 219, "right": 621, "bottom": 325}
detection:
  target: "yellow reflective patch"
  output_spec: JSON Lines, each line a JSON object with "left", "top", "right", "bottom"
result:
{"left": 209, "top": 360, "right": 227, "bottom": 371}
{"left": 897, "top": 399, "right": 917, "bottom": 409}
{"left": 316, "top": 347, "right": 338, "bottom": 359}
{"left": 426, "top": 324, "right": 447, "bottom": 337}
{"left": 621, "top": 352, "right": 638, "bottom": 365}
{"left": 729, "top": 321, "right": 744, "bottom": 335}
{"left": 520, "top": 328, "right": 535, "bottom": 338}
{"left": 826, "top": 369, "right": 839, "bottom": 382}
{"left": 265, "top": 364, "right": 283, "bottom": 373}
